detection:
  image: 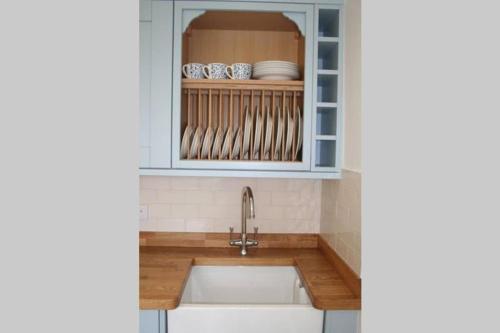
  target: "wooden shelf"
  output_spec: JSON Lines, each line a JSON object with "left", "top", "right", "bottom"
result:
{"left": 182, "top": 79, "right": 304, "bottom": 92}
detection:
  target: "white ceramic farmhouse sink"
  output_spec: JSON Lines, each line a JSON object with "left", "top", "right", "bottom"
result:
{"left": 167, "top": 266, "right": 324, "bottom": 333}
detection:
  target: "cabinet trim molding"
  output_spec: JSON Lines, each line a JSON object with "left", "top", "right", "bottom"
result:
{"left": 182, "top": 9, "right": 206, "bottom": 32}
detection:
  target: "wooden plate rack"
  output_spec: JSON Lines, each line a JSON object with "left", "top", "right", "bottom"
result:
{"left": 181, "top": 79, "right": 304, "bottom": 162}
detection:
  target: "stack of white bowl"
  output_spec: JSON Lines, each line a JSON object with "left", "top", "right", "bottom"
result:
{"left": 253, "top": 61, "right": 300, "bottom": 80}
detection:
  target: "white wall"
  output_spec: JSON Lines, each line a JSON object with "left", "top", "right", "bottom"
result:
{"left": 140, "top": 176, "right": 322, "bottom": 233}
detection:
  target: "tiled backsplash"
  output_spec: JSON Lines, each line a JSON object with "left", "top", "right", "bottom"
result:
{"left": 140, "top": 176, "right": 322, "bottom": 233}
{"left": 320, "top": 170, "right": 361, "bottom": 276}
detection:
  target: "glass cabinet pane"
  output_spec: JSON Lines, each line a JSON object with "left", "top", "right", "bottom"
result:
{"left": 315, "top": 140, "right": 336, "bottom": 167}
{"left": 318, "top": 42, "right": 338, "bottom": 70}
{"left": 317, "top": 74, "right": 337, "bottom": 103}
{"left": 318, "top": 9, "right": 339, "bottom": 37}
{"left": 316, "top": 107, "right": 337, "bottom": 136}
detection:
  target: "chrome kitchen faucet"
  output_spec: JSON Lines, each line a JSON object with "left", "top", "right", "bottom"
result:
{"left": 229, "top": 186, "right": 258, "bottom": 255}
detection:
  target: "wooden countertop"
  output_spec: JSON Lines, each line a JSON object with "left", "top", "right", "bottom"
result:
{"left": 140, "top": 233, "right": 361, "bottom": 311}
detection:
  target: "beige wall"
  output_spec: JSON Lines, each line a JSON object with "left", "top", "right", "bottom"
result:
{"left": 320, "top": 0, "right": 362, "bottom": 276}
{"left": 140, "top": 176, "right": 322, "bottom": 233}
{"left": 343, "top": 0, "right": 362, "bottom": 172}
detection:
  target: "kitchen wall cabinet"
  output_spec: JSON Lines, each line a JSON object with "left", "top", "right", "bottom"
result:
{"left": 139, "top": 0, "right": 344, "bottom": 179}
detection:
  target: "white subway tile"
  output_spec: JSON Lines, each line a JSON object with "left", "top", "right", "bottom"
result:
{"left": 140, "top": 189, "right": 157, "bottom": 204}
{"left": 185, "top": 218, "right": 215, "bottom": 232}
{"left": 199, "top": 204, "right": 239, "bottom": 219}
{"left": 271, "top": 191, "right": 301, "bottom": 206}
{"left": 213, "top": 191, "right": 241, "bottom": 205}
{"left": 256, "top": 178, "right": 289, "bottom": 191}
{"left": 148, "top": 204, "right": 171, "bottom": 218}
{"left": 170, "top": 204, "right": 199, "bottom": 219}
{"left": 254, "top": 191, "right": 272, "bottom": 206}
{"left": 212, "top": 218, "right": 239, "bottom": 232}
{"left": 155, "top": 218, "right": 185, "bottom": 232}
{"left": 170, "top": 177, "right": 199, "bottom": 190}
{"left": 139, "top": 219, "right": 157, "bottom": 231}
{"left": 284, "top": 205, "right": 316, "bottom": 220}
{"left": 140, "top": 176, "right": 170, "bottom": 189}
{"left": 157, "top": 190, "right": 186, "bottom": 203}
{"left": 258, "top": 205, "right": 285, "bottom": 219}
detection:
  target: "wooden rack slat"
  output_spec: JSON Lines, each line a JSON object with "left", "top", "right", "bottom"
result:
{"left": 282, "top": 89, "right": 286, "bottom": 161}
{"left": 271, "top": 92, "right": 275, "bottom": 162}
{"left": 180, "top": 82, "right": 303, "bottom": 163}
{"left": 229, "top": 90, "right": 233, "bottom": 160}
{"left": 292, "top": 91, "right": 297, "bottom": 161}
{"left": 260, "top": 89, "right": 265, "bottom": 160}
{"left": 249, "top": 90, "right": 254, "bottom": 161}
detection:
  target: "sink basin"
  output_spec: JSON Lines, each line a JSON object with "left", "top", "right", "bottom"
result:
{"left": 168, "top": 266, "right": 323, "bottom": 333}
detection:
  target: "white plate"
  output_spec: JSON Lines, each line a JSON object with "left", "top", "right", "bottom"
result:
{"left": 220, "top": 127, "right": 232, "bottom": 159}
{"left": 252, "top": 105, "right": 262, "bottom": 159}
{"left": 254, "top": 74, "right": 298, "bottom": 80}
{"left": 263, "top": 106, "right": 272, "bottom": 159}
{"left": 273, "top": 106, "right": 283, "bottom": 160}
{"left": 254, "top": 60, "right": 298, "bottom": 68}
{"left": 211, "top": 127, "right": 224, "bottom": 159}
{"left": 253, "top": 66, "right": 299, "bottom": 72}
{"left": 200, "top": 127, "right": 214, "bottom": 159}
{"left": 253, "top": 69, "right": 300, "bottom": 80}
{"left": 295, "top": 106, "right": 302, "bottom": 160}
{"left": 242, "top": 106, "right": 253, "bottom": 159}
{"left": 180, "top": 125, "right": 193, "bottom": 159}
{"left": 253, "top": 71, "right": 299, "bottom": 77}
{"left": 285, "top": 106, "right": 294, "bottom": 160}
{"left": 254, "top": 66, "right": 298, "bottom": 72}
{"left": 189, "top": 126, "right": 204, "bottom": 159}
{"left": 253, "top": 71, "right": 300, "bottom": 79}
{"left": 232, "top": 127, "right": 243, "bottom": 159}
{"left": 253, "top": 67, "right": 298, "bottom": 72}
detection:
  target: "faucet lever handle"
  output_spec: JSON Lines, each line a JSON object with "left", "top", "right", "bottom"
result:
{"left": 229, "top": 226, "right": 234, "bottom": 240}
{"left": 253, "top": 226, "right": 258, "bottom": 240}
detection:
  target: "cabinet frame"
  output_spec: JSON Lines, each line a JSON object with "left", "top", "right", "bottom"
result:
{"left": 171, "top": 0, "right": 314, "bottom": 171}
{"left": 149, "top": 0, "right": 173, "bottom": 168}
{"left": 311, "top": 4, "right": 344, "bottom": 172}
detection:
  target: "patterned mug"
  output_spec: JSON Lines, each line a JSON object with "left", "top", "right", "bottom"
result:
{"left": 182, "top": 63, "right": 205, "bottom": 79}
{"left": 225, "top": 63, "right": 252, "bottom": 80}
{"left": 203, "top": 63, "right": 227, "bottom": 79}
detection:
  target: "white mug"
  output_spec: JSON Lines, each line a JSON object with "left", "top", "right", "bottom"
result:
{"left": 203, "top": 63, "right": 227, "bottom": 79}
{"left": 182, "top": 63, "right": 204, "bottom": 79}
{"left": 225, "top": 63, "right": 252, "bottom": 80}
